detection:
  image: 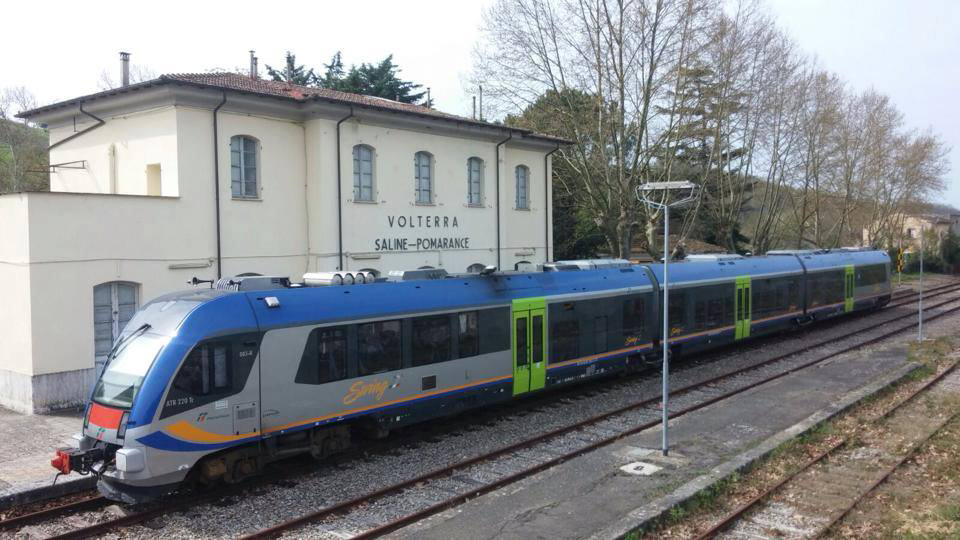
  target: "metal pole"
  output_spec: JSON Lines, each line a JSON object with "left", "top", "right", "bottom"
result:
{"left": 662, "top": 204, "right": 670, "bottom": 457}
{"left": 918, "top": 225, "right": 923, "bottom": 341}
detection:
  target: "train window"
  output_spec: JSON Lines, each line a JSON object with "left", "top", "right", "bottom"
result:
{"left": 295, "top": 326, "right": 347, "bottom": 385}
{"left": 594, "top": 316, "right": 608, "bottom": 353}
{"left": 622, "top": 297, "right": 645, "bottom": 342}
{"left": 668, "top": 292, "right": 686, "bottom": 334}
{"left": 479, "top": 308, "right": 510, "bottom": 354}
{"left": 173, "top": 344, "right": 231, "bottom": 396}
{"left": 161, "top": 335, "right": 259, "bottom": 419}
{"left": 551, "top": 320, "right": 579, "bottom": 363}
{"left": 515, "top": 317, "right": 528, "bottom": 366}
{"left": 707, "top": 297, "right": 726, "bottom": 327}
{"left": 357, "top": 320, "right": 402, "bottom": 375}
{"left": 694, "top": 300, "right": 706, "bottom": 329}
{"left": 412, "top": 315, "right": 452, "bottom": 366}
{"left": 457, "top": 311, "right": 479, "bottom": 358}
{"left": 532, "top": 315, "right": 544, "bottom": 363}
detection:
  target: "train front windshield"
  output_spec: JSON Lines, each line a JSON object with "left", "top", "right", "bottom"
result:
{"left": 92, "top": 333, "right": 167, "bottom": 409}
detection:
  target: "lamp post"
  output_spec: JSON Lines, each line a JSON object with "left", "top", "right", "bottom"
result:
{"left": 636, "top": 181, "right": 699, "bottom": 457}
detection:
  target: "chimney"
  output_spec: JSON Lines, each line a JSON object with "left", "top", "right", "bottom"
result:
{"left": 249, "top": 50, "right": 258, "bottom": 79}
{"left": 120, "top": 52, "right": 131, "bottom": 87}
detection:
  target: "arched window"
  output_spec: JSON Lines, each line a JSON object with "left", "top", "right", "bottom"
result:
{"left": 93, "top": 281, "right": 139, "bottom": 377}
{"left": 467, "top": 157, "right": 484, "bottom": 206}
{"left": 515, "top": 165, "right": 530, "bottom": 209}
{"left": 353, "top": 144, "right": 375, "bottom": 202}
{"left": 467, "top": 263, "right": 486, "bottom": 273}
{"left": 230, "top": 135, "right": 259, "bottom": 198}
{"left": 415, "top": 151, "right": 433, "bottom": 204}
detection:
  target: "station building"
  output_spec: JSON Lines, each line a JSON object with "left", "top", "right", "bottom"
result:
{"left": 1, "top": 71, "right": 564, "bottom": 414}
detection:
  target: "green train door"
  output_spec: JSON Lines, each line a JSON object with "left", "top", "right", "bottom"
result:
{"left": 512, "top": 298, "right": 547, "bottom": 396}
{"left": 735, "top": 276, "right": 752, "bottom": 340}
{"left": 844, "top": 265, "right": 855, "bottom": 312}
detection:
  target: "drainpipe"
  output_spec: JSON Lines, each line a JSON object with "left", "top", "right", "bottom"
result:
{"left": 335, "top": 107, "right": 355, "bottom": 271}
{"left": 495, "top": 133, "right": 512, "bottom": 270}
{"left": 212, "top": 92, "right": 227, "bottom": 279}
{"left": 544, "top": 145, "right": 560, "bottom": 263}
{"left": 48, "top": 102, "right": 105, "bottom": 151}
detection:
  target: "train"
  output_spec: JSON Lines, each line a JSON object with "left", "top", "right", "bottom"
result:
{"left": 51, "top": 248, "right": 891, "bottom": 503}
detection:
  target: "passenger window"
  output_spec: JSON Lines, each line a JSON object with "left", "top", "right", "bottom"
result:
{"left": 161, "top": 335, "right": 259, "bottom": 419}
{"left": 357, "top": 320, "right": 402, "bottom": 375}
{"left": 622, "top": 297, "right": 645, "bottom": 342}
{"left": 668, "top": 292, "right": 686, "bottom": 333}
{"left": 173, "top": 343, "right": 231, "bottom": 396}
{"left": 295, "top": 327, "right": 347, "bottom": 384}
{"left": 412, "top": 315, "right": 451, "bottom": 366}
{"left": 457, "top": 311, "right": 479, "bottom": 358}
{"left": 551, "top": 320, "right": 579, "bottom": 363}
{"left": 594, "top": 316, "right": 608, "bottom": 353}
{"left": 515, "top": 317, "right": 528, "bottom": 366}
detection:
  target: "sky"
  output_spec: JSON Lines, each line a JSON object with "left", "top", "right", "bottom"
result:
{"left": 2, "top": 0, "right": 957, "bottom": 209}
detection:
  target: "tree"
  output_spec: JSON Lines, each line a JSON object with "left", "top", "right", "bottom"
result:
{"left": 265, "top": 52, "right": 318, "bottom": 86}
{"left": 474, "top": 0, "right": 714, "bottom": 259}
{"left": 321, "top": 53, "right": 429, "bottom": 105}
{"left": 97, "top": 65, "right": 157, "bottom": 91}
{"left": 0, "top": 118, "right": 49, "bottom": 193}
{"left": 0, "top": 86, "right": 38, "bottom": 125}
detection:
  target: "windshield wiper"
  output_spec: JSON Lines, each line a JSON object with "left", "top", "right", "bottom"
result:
{"left": 107, "top": 323, "right": 152, "bottom": 361}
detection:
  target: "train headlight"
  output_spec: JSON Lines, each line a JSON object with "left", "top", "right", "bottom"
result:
{"left": 117, "top": 411, "right": 130, "bottom": 440}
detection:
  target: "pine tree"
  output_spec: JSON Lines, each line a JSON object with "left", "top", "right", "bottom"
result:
{"left": 265, "top": 52, "right": 317, "bottom": 86}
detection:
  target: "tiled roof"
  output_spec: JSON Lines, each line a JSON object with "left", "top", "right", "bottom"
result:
{"left": 20, "top": 72, "right": 567, "bottom": 144}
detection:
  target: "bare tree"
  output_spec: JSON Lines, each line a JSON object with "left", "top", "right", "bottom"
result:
{"left": 475, "top": 0, "right": 717, "bottom": 258}
{"left": 0, "top": 86, "right": 38, "bottom": 124}
{"left": 97, "top": 64, "right": 157, "bottom": 91}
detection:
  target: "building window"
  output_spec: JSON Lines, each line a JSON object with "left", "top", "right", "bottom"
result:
{"left": 415, "top": 151, "right": 433, "bottom": 204}
{"left": 907, "top": 228, "right": 915, "bottom": 239}
{"left": 93, "top": 281, "right": 139, "bottom": 377}
{"left": 146, "top": 164, "right": 162, "bottom": 196}
{"left": 467, "top": 157, "right": 483, "bottom": 206}
{"left": 467, "top": 263, "right": 486, "bottom": 273}
{"left": 230, "top": 135, "right": 259, "bottom": 198}
{"left": 515, "top": 165, "right": 530, "bottom": 209}
{"left": 353, "top": 144, "right": 375, "bottom": 202}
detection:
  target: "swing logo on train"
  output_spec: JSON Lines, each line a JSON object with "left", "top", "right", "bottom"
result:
{"left": 342, "top": 379, "right": 391, "bottom": 404}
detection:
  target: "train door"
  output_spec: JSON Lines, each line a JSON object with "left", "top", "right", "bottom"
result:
{"left": 512, "top": 298, "right": 547, "bottom": 396}
{"left": 844, "top": 265, "right": 855, "bottom": 312}
{"left": 735, "top": 276, "right": 752, "bottom": 340}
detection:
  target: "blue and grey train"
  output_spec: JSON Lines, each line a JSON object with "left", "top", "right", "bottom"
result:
{"left": 52, "top": 249, "right": 891, "bottom": 503}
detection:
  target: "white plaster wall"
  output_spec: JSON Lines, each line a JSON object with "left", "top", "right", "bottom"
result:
{"left": 0, "top": 195, "right": 34, "bottom": 376}
{"left": 312, "top": 118, "right": 550, "bottom": 275}
{"left": 48, "top": 107, "right": 179, "bottom": 196}
{"left": 218, "top": 110, "right": 309, "bottom": 276}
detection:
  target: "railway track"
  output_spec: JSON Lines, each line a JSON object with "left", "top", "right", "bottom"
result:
{"left": 694, "top": 358, "right": 960, "bottom": 539}
{"left": 9, "top": 280, "right": 960, "bottom": 539}
{"left": 235, "top": 293, "right": 960, "bottom": 538}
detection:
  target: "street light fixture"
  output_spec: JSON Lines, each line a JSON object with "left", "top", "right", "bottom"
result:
{"left": 636, "top": 181, "right": 699, "bottom": 457}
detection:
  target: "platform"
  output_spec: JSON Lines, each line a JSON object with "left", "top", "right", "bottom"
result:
{"left": 390, "top": 344, "right": 919, "bottom": 540}
{"left": 0, "top": 407, "right": 93, "bottom": 509}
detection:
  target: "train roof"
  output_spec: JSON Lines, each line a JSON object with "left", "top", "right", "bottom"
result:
{"left": 767, "top": 249, "right": 890, "bottom": 270}
{"left": 646, "top": 253, "right": 805, "bottom": 284}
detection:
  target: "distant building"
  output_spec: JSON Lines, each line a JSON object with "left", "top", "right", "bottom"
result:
{"left": 863, "top": 211, "right": 960, "bottom": 252}
{"left": 1, "top": 65, "right": 565, "bottom": 413}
